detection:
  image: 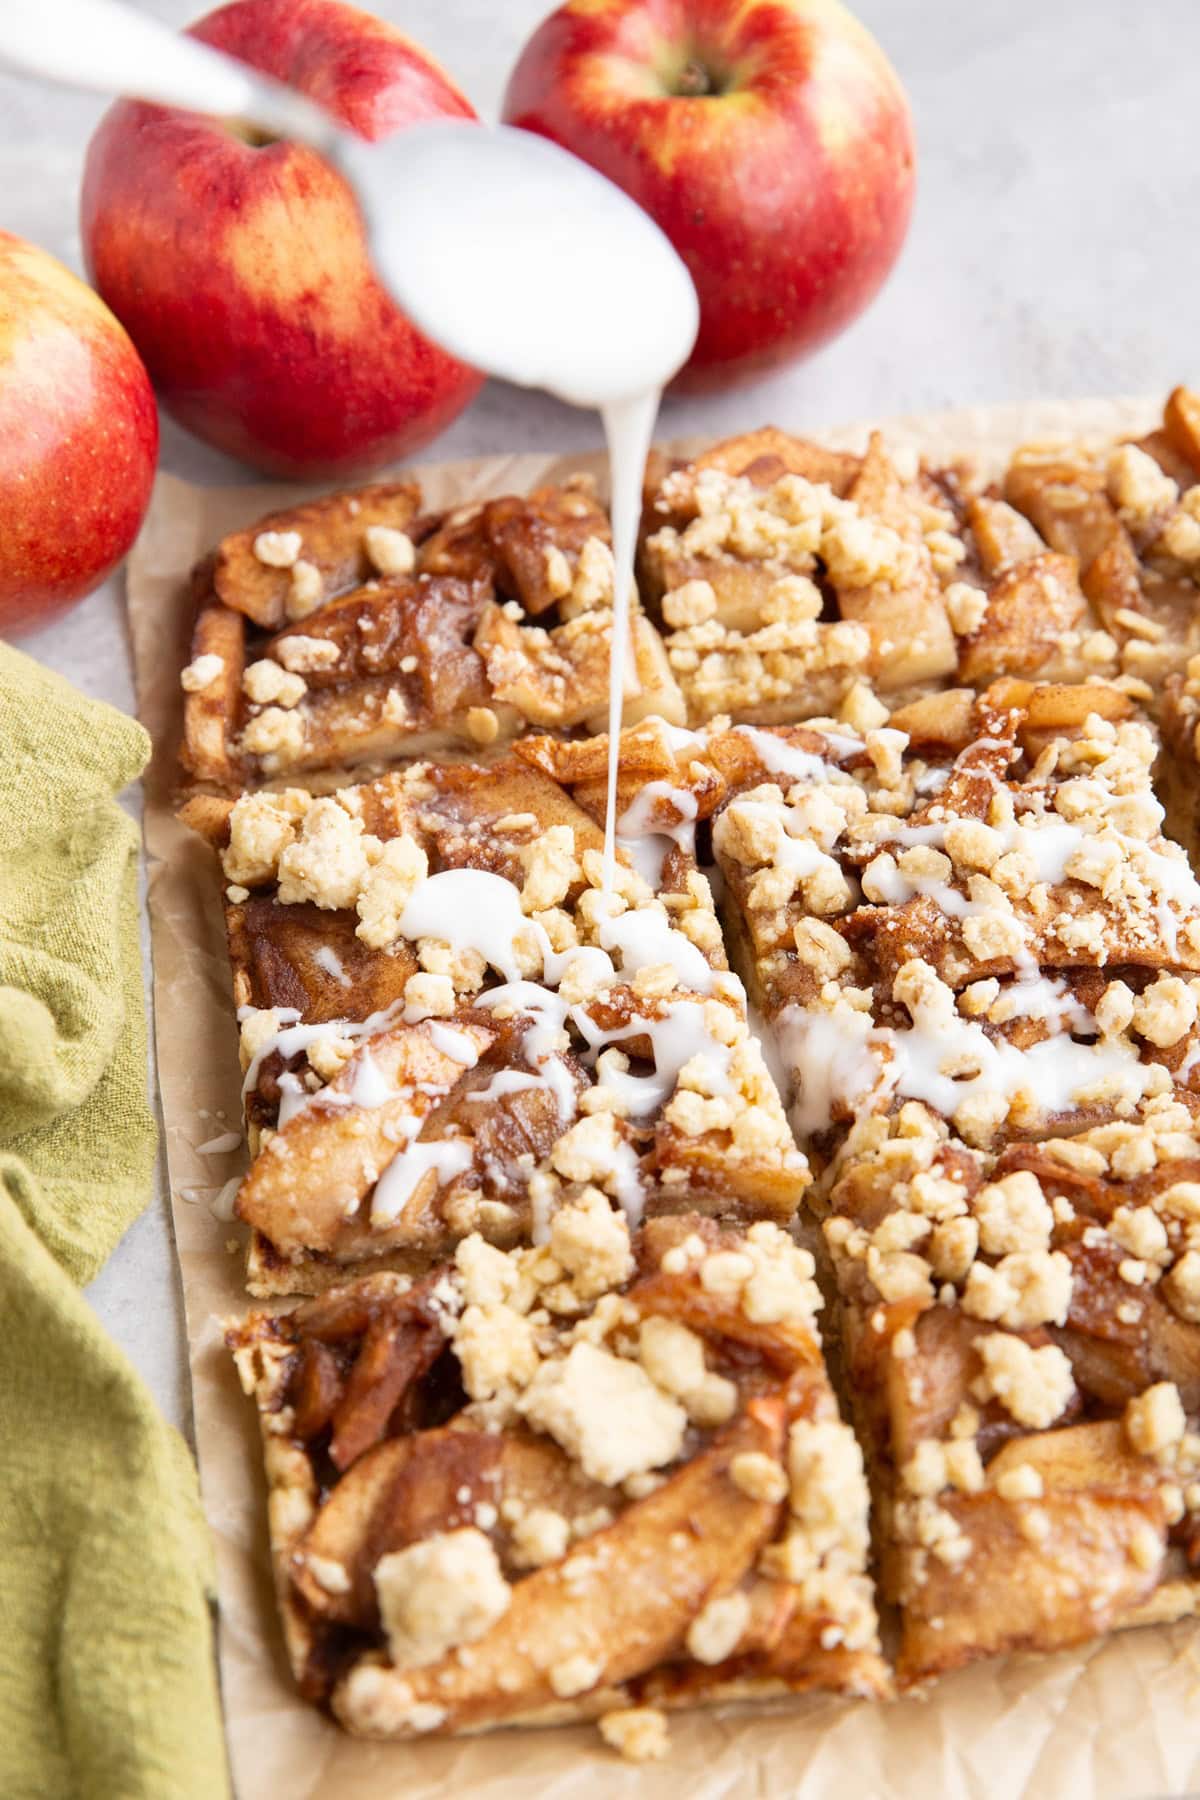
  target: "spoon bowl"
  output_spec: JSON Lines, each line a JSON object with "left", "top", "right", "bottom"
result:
{"left": 336, "top": 123, "right": 699, "bottom": 408}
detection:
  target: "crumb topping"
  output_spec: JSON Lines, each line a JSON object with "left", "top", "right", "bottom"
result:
{"left": 253, "top": 529, "right": 302, "bottom": 568}
{"left": 972, "top": 1333, "right": 1076, "bottom": 1429}
{"left": 181, "top": 652, "right": 224, "bottom": 692}
{"left": 597, "top": 1707, "right": 670, "bottom": 1762}
{"left": 373, "top": 1528, "right": 511, "bottom": 1667}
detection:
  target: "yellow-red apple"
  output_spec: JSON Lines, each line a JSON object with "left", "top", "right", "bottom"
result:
{"left": 503, "top": 0, "right": 915, "bottom": 390}
{"left": 81, "top": 0, "right": 483, "bottom": 479}
{"left": 0, "top": 232, "right": 158, "bottom": 638}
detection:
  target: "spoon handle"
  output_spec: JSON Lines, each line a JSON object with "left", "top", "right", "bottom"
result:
{"left": 0, "top": 0, "right": 338, "bottom": 148}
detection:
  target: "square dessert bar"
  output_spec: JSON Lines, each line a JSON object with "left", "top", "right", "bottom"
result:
{"left": 709, "top": 683, "right": 1200, "bottom": 1682}
{"left": 180, "top": 476, "right": 682, "bottom": 788}
{"left": 639, "top": 387, "right": 1200, "bottom": 727}
{"left": 227, "top": 1210, "right": 885, "bottom": 1743}
{"left": 182, "top": 721, "right": 807, "bottom": 1295}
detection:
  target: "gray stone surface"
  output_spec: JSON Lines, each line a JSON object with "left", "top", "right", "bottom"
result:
{"left": 4, "top": 0, "right": 1198, "bottom": 1432}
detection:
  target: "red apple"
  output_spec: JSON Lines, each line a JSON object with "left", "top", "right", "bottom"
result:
{"left": 81, "top": 0, "right": 483, "bottom": 479}
{"left": 503, "top": 0, "right": 915, "bottom": 390}
{"left": 0, "top": 232, "right": 158, "bottom": 638}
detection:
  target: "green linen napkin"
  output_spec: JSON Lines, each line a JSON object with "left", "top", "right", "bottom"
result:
{"left": 0, "top": 643, "right": 229, "bottom": 1800}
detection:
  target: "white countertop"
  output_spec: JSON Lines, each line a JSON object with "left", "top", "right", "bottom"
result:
{"left": 6, "top": 0, "right": 1198, "bottom": 1434}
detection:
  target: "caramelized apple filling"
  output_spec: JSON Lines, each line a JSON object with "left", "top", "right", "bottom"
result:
{"left": 227, "top": 1211, "right": 885, "bottom": 1739}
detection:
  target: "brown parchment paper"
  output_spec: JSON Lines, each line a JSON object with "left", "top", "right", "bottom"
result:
{"left": 128, "top": 395, "right": 1200, "bottom": 1800}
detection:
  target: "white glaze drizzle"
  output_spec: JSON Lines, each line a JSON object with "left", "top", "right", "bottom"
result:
{"left": 427, "top": 1022, "right": 482, "bottom": 1067}
{"left": 616, "top": 779, "right": 699, "bottom": 888}
{"left": 736, "top": 723, "right": 858, "bottom": 785}
{"left": 348, "top": 1048, "right": 395, "bottom": 1109}
{"left": 597, "top": 906, "right": 716, "bottom": 995}
{"left": 779, "top": 992, "right": 1150, "bottom": 1138}
{"left": 195, "top": 1129, "right": 241, "bottom": 1155}
{"left": 371, "top": 1135, "right": 476, "bottom": 1227}
{"left": 238, "top": 1000, "right": 404, "bottom": 1099}
{"left": 313, "top": 945, "right": 352, "bottom": 987}
{"left": 571, "top": 996, "right": 732, "bottom": 1118}
{"left": 600, "top": 390, "right": 660, "bottom": 895}
{"left": 475, "top": 982, "right": 577, "bottom": 1128}
{"left": 399, "top": 869, "right": 534, "bottom": 983}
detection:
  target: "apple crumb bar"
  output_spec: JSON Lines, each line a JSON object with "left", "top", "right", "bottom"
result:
{"left": 181, "top": 475, "right": 681, "bottom": 787}
{"left": 227, "top": 1211, "right": 885, "bottom": 1738}
{"left": 180, "top": 723, "right": 806, "bottom": 1297}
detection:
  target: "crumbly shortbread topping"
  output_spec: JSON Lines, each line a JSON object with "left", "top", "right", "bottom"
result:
{"left": 972, "top": 1333, "right": 1076, "bottom": 1429}
{"left": 364, "top": 524, "right": 416, "bottom": 576}
{"left": 518, "top": 1342, "right": 689, "bottom": 1485}
{"left": 373, "top": 1529, "right": 511, "bottom": 1667}
{"left": 597, "top": 1707, "right": 670, "bottom": 1762}
{"left": 274, "top": 634, "right": 341, "bottom": 673}
{"left": 253, "top": 528, "right": 302, "bottom": 568}
{"left": 181, "top": 652, "right": 224, "bottom": 692}
{"left": 243, "top": 659, "right": 306, "bottom": 708}
{"left": 1124, "top": 1382, "right": 1186, "bottom": 1457}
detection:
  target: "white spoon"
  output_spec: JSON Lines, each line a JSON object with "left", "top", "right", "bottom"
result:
{"left": 0, "top": 0, "right": 699, "bottom": 406}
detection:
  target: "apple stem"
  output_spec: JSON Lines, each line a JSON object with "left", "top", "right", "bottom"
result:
{"left": 674, "top": 59, "right": 714, "bottom": 97}
{"left": 226, "top": 120, "right": 278, "bottom": 148}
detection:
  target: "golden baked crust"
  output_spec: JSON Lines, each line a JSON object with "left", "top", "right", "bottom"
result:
{"left": 226, "top": 1211, "right": 886, "bottom": 1739}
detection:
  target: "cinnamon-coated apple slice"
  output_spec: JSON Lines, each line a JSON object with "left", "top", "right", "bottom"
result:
{"left": 956, "top": 552, "right": 1085, "bottom": 684}
{"left": 833, "top": 433, "right": 958, "bottom": 689}
{"left": 985, "top": 1419, "right": 1160, "bottom": 1493}
{"left": 265, "top": 572, "right": 491, "bottom": 688}
{"left": 419, "top": 481, "right": 612, "bottom": 615}
{"left": 414, "top": 752, "right": 609, "bottom": 859}
{"left": 235, "top": 1019, "right": 496, "bottom": 1256}
{"left": 226, "top": 894, "right": 419, "bottom": 1022}
{"left": 332, "top": 1400, "right": 785, "bottom": 1736}
{"left": 214, "top": 482, "right": 422, "bottom": 628}
{"left": 292, "top": 1427, "right": 617, "bottom": 1625}
{"left": 1004, "top": 452, "right": 1115, "bottom": 572}
{"left": 894, "top": 1486, "right": 1167, "bottom": 1684}
{"left": 326, "top": 1304, "right": 447, "bottom": 1473}
{"left": 1165, "top": 386, "right": 1200, "bottom": 476}
{"left": 603, "top": 616, "right": 688, "bottom": 730}
{"left": 516, "top": 717, "right": 725, "bottom": 835}
{"left": 886, "top": 687, "right": 977, "bottom": 751}
{"left": 983, "top": 675, "right": 1132, "bottom": 736}
{"left": 966, "top": 494, "right": 1047, "bottom": 579}
{"left": 691, "top": 428, "right": 860, "bottom": 495}
{"left": 280, "top": 669, "right": 515, "bottom": 773}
